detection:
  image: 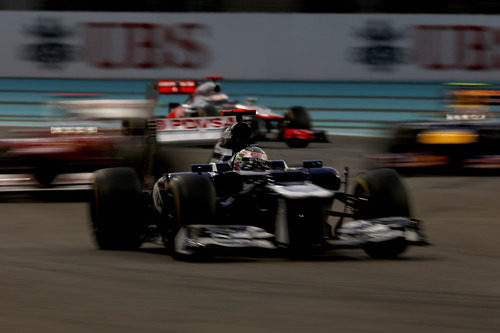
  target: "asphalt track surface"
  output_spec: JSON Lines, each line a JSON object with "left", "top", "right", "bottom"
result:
{"left": 1, "top": 136, "right": 499, "bottom": 332}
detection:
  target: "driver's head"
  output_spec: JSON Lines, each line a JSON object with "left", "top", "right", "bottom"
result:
{"left": 195, "top": 81, "right": 218, "bottom": 96}
{"left": 232, "top": 146, "right": 268, "bottom": 171}
{"left": 207, "top": 92, "right": 228, "bottom": 103}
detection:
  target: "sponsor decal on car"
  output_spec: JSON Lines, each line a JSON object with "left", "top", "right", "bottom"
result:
{"left": 156, "top": 116, "right": 235, "bottom": 131}
{"left": 155, "top": 116, "right": 236, "bottom": 143}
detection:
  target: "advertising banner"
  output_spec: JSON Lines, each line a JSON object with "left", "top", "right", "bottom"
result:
{"left": 1, "top": 12, "right": 500, "bottom": 80}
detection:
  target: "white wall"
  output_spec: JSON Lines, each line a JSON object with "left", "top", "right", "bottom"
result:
{"left": 3, "top": 11, "right": 500, "bottom": 80}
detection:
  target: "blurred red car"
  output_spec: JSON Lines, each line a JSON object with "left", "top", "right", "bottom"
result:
{"left": 0, "top": 99, "right": 154, "bottom": 191}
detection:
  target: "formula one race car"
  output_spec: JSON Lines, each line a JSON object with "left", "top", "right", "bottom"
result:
{"left": 371, "top": 85, "right": 500, "bottom": 172}
{"left": 151, "top": 76, "right": 327, "bottom": 148}
{"left": 89, "top": 110, "right": 427, "bottom": 260}
{"left": 0, "top": 99, "right": 154, "bottom": 192}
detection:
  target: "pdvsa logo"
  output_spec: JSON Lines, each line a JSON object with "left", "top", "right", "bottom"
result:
{"left": 157, "top": 117, "right": 236, "bottom": 131}
{"left": 22, "top": 18, "right": 77, "bottom": 67}
{"left": 350, "top": 21, "right": 408, "bottom": 70}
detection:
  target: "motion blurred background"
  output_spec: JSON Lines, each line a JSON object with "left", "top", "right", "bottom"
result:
{"left": 2, "top": 1, "right": 500, "bottom": 135}
{"left": 0, "top": 3, "right": 499, "bottom": 333}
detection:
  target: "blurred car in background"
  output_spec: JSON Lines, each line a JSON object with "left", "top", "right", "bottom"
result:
{"left": 369, "top": 84, "right": 500, "bottom": 173}
{"left": 0, "top": 98, "right": 155, "bottom": 193}
{"left": 152, "top": 76, "right": 328, "bottom": 148}
{"left": 0, "top": 77, "right": 330, "bottom": 196}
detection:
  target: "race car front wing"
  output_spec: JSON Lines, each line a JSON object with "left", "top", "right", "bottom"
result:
{"left": 174, "top": 225, "right": 277, "bottom": 256}
{"left": 173, "top": 216, "right": 428, "bottom": 257}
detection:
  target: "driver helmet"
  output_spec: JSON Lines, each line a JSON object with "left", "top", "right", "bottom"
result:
{"left": 208, "top": 92, "right": 229, "bottom": 103}
{"left": 232, "top": 146, "right": 268, "bottom": 171}
{"left": 195, "top": 81, "right": 220, "bottom": 96}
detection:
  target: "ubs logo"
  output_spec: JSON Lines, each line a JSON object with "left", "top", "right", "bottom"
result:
{"left": 22, "top": 18, "right": 77, "bottom": 67}
{"left": 350, "top": 21, "right": 408, "bottom": 70}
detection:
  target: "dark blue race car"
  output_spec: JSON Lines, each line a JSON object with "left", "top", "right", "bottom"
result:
{"left": 89, "top": 111, "right": 428, "bottom": 260}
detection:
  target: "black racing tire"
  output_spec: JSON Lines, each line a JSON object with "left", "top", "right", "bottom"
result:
{"left": 352, "top": 168, "right": 411, "bottom": 259}
{"left": 90, "top": 167, "right": 144, "bottom": 250}
{"left": 362, "top": 237, "right": 408, "bottom": 260}
{"left": 353, "top": 168, "right": 411, "bottom": 219}
{"left": 33, "top": 158, "right": 61, "bottom": 187}
{"left": 167, "top": 174, "right": 216, "bottom": 260}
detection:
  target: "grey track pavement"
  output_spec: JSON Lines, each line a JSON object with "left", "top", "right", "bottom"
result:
{"left": 0, "top": 136, "right": 499, "bottom": 332}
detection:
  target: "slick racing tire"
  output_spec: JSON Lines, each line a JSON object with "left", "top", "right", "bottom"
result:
{"left": 284, "top": 106, "right": 312, "bottom": 148}
{"left": 352, "top": 168, "right": 411, "bottom": 259}
{"left": 167, "top": 174, "right": 216, "bottom": 260}
{"left": 33, "top": 158, "right": 61, "bottom": 187}
{"left": 353, "top": 168, "right": 411, "bottom": 219}
{"left": 363, "top": 237, "right": 408, "bottom": 260}
{"left": 90, "top": 167, "right": 144, "bottom": 250}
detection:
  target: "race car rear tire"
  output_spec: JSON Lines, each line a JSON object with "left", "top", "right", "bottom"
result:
{"left": 167, "top": 174, "right": 216, "bottom": 260}
{"left": 284, "top": 106, "right": 312, "bottom": 148}
{"left": 90, "top": 167, "right": 144, "bottom": 250}
{"left": 352, "top": 168, "right": 411, "bottom": 259}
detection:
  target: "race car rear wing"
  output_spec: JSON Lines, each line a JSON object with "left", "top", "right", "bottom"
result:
{"left": 153, "top": 76, "right": 224, "bottom": 96}
{"left": 155, "top": 80, "right": 197, "bottom": 95}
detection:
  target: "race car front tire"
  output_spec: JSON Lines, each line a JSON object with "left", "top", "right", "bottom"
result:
{"left": 166, "top": 174, "right": 216, "bottom": 260}
{"left": 353, "top": 168, "right": 411, "bottom": 219}
{"left": 352, "top": 168, "right": 411, "bottom": 258}
{"left": 90, "top": 167, "right": 144, "bottom": 250}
